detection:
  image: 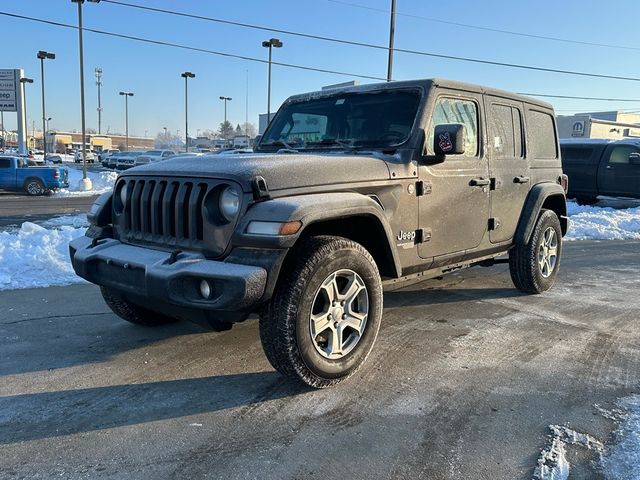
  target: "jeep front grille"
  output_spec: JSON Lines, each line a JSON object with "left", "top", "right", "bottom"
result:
{"left": 114, "top": 176, "right": 238, "bottom": 255}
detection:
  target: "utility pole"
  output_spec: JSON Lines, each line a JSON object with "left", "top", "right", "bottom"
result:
{"left": 95, "top": 67, "right": 102, "bottom": 134}
{"left": 72, "top": 0, "right": 100, "bottom": 190}
{"left": 387, "top": 0, "right": 396, "bottom": 82}
{"left": 245, "top": 69, "right": 249, "bottom": 138}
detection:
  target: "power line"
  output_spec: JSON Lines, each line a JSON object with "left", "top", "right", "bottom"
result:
{"left": 327, "top": 0, "right": 640, "bottom": 52}
{"left": 0, "top": 11, "right": 386, "bottom": 81}
{"left": 94, "top": 1, "right": 640, "bottom": 83}
{"left": 4, "top": 9, "right": 640, "bottom": 95}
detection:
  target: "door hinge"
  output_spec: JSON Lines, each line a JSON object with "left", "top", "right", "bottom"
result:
{"left": 415, "top": 180, "right": 432, "bottom": 196}
{"left": 490, "top": 177, "right": 502, "bottom": 190}
{"left": 488, "top": 218, "right": 501, "bottom": 231}
{"left": 416, "top": 228, "right": 432, "bottom": 243}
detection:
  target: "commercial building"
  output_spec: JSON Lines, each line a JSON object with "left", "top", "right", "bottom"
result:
{"left": 557, "top": 111, "right": 640, "bottom": 140}
{"left": 45, "top": 131, "right": 154, "bottom": 153}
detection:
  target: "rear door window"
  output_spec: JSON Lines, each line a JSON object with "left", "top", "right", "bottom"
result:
{"left": 526, "top": 110, "right": 558, "bottom": 159}
{"left": 489, "top": 104, "right": 523, "bottom": 158}
{"left": 0, "top": 158, "right": 10, "bottom": 169}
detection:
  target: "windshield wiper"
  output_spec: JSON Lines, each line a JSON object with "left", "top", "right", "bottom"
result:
{"left": 306, "top": 138, "right": 355, "bottom": 150}
{"left": 260, "top": 139, "right": 298, "bottom": 151}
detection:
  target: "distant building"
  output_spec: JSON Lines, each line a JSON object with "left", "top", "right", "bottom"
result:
{"left": 258, "top": 113, "right": 276, "bottom": 135}
{"left": 45, "top": 131, "right": 155, "bottom": 152}
{"left": 557, "top": 111, "right": 640, "bottom": 140}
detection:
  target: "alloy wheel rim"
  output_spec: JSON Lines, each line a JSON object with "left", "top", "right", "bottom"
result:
{"left": 538, "top": 227, "right": 558, "bottom": 278}
{"left": 28, "top": 182, "right": 41, "bottom": 195}
{"left": 309, "top": 269, "right": 369, "bottom": 360}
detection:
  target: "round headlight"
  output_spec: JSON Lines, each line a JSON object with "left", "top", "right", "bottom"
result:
{"left": 219, "top": 186, "right": 240, "bottom": 222}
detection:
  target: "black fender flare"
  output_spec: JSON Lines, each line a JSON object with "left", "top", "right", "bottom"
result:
{"left": 233, "top": 192, "right": 402, "bottom": 277}
{"left": 514, "top": 183, "right": 568, "bottom": 245}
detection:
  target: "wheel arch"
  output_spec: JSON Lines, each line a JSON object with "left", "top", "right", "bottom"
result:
{"left": 236, "top": 192, "right": 402, "bottom": 279}
{"left": 514, "top": 183, "right": 568, "bottom": 245}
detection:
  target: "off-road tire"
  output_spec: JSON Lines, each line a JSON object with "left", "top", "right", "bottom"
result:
{"left": 24, "top": 179, "right": 46, "bottom": 196}
{"left": 509, "top": 209, "right": 562, "bottom": 294}
{"left": 259, "top": 236, "right": 383, "bottom": 388}
{"left": 101, "top": 287, "right": 178, "bottom": 326}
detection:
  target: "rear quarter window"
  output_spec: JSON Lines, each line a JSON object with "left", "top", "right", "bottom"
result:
{"left": 0, "top": 158, "right": 11, "bottom": 168}
{"left": 526, "top": 110, "right": 558, "bottom": 159}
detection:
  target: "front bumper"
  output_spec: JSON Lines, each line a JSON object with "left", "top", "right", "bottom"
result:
{"left": 69, "top": 236, "right": 267, "bottom": 312}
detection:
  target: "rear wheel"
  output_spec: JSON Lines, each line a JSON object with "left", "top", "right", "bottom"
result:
{"left": 259, "top": 236, "right": 383, "bottom": 388}
{"left": 24, "top": 179, "right": 46, "bottom": 196}
{"left": 101, "top": 287, "right": 178, "bottom": 326}
{"left": 509, "top": 209, "right": 562, "bottom": 294}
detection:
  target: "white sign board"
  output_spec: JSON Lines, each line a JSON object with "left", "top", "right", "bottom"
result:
{"left": 0, "top": 69, "right": 18, "bottom": 112}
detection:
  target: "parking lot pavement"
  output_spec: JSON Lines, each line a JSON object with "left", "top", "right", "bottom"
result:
{"left": 0, "top": 192, "right": 98, "bottom": 227}
{"left": 0, "top": 240, "right": 639, "bottom": 479}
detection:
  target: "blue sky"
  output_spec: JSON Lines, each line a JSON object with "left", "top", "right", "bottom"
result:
{"left": 2, "top": 0, "right": 640, "bottom": 138}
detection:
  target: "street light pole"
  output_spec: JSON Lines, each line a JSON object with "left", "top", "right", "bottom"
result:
{"left": 181, "top": 71, "right": 195, "bottom": 153}
{"left": 219, "top": 96, "right": 232, "bottom": 146}
{"left": 72, "top": 0, "right": 99, "bottom": 190}
{"left": 119, "top": 91, "right": 133, "bottom": 150}
{"left": 387, "top": 0, "right": 396, "bottom": 82}
{"left": 261, "top": 38, "right": 282, "bottom": 121}
{"left": 95, "top": 67, "right": 102, "bottom": 134}
{"left": 37, "top": 50, "right": 55, "bottom": 161}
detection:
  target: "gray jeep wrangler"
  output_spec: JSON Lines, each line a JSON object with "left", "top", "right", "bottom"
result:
{"left": 70, "top": 79, "right": 568, "bottom": 388}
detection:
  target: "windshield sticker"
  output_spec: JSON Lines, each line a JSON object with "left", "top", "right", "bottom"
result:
{"left": 335, "top": 99, "right": 345, "bottom": 105}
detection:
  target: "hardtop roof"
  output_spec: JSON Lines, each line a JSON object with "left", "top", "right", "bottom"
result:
{"left": 285, "top": 78, "right": 553, "bottom": 111}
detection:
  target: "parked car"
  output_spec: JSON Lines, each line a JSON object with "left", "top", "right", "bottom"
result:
{"left": 71, "top": 78, "right": 568, "bottom": 388}
{"left": 560, "top": 138, "right": 640, "bottom": 204}
{"left": 116, "top": 151, "right": 145, "bottom": 170}
{"left": 98, "top": 149, "right": 120, "bottom": 164}
{"left": 47, "top": 154, "right": 63, "bottom": 164}
{"left": 74, "top": 150, "right": 95, "bottom": 163}
{"left": 133, "top": 150, "right": 175, "bottom": 166}
{"left": 0, "top": 155, "right": 68, "bottom": 195}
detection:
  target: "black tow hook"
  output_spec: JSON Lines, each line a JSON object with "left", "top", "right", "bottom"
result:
{"left": 166, "top": 250, "right": 183, "bottom": 265}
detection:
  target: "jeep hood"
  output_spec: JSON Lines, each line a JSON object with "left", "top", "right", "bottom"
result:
{"left": 125, "top": 152, "right": 391, "bottom": 191}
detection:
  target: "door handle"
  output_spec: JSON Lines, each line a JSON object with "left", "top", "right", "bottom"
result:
{"left": 514, "top": 176, "right": 530, "bottom": 184}
{"left": 469, "top": 178, "right": 490, "bottom": 187}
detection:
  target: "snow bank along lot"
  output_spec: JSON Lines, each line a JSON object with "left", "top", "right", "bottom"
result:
{"left": 0, "top": 215, "right": 88, "bottom": 290}
{"left": 54, "top": 166, "right": 118, "bottom": 197}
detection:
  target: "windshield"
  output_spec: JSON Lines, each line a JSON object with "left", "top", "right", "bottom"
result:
{"left": 258, "top": 89, "right": 421, "bottom": 151}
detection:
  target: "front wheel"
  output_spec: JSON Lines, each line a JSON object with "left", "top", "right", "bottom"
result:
{"left": 259, "top": 236, "right": 383, "bottom": 388}
{"left": 509, "top": 209, "right": 562, "bottom": 294}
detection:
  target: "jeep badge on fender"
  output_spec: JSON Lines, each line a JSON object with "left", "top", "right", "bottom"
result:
{"left": 70, "top": 78, "right": 568, "bottom": 388}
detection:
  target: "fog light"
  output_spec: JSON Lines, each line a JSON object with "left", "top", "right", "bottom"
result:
{"left": 199, "top": 280, "right": 212, "bottom": 299}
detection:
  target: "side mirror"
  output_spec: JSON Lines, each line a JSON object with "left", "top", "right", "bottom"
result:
{"left": 629, "top": 152, "right": 640, "bottom": 166}
{"left": 433, "top": 123, "right": 466, "bottom": 156}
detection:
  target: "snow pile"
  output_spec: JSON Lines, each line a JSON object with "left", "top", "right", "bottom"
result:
{"left": 533, "top": 425, "right": 603, "bottom": 480}
{"left": 600, "top": 396, "right": 640, "bottom": 479}
{"left": 0, "top": 216, "right": 89, "bottom": 290}
{"left": 54, "top": 167, "right": 118, "bottom": 197}
{"left": 566, "top": 200, "right": 640, "bottom": 241}
{"left": 534, "top": 397, "right": 640, "bottom": 480}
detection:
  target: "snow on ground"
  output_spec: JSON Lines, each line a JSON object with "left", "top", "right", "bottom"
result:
{"left": 566, "top": 198, "right": 640, "bottom": 241}
{"left": 54, "top": 166, "right": 118, "bottom": 197}
{"left": 600, "top": 396, "right": 640, "bottom": 480}
{"left": 0, "top": 215, "right": 89, "bottom": 290}
{"left": 534, "top": 396, "right": 640, "bottom": 480}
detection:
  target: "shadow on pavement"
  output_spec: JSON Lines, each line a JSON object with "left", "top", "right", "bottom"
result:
{"left": 0, "top": 371, "right": 306, "bottom": 445}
